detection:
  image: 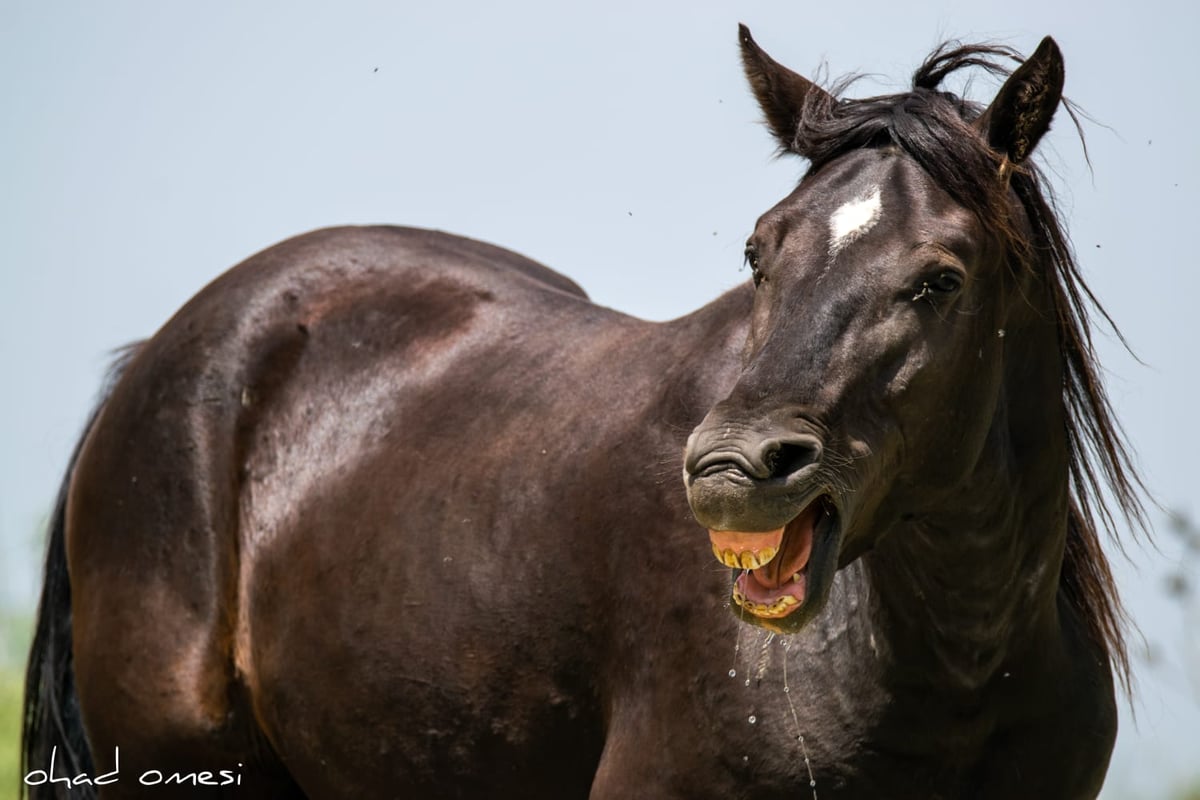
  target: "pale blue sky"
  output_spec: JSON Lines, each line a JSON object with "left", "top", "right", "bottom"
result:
{"left": 2, "top": 2, "right": 1196, "bottom": 796}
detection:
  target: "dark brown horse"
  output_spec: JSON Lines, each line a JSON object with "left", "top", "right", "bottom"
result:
{"left": 23, "top": 26, "right": 1142, "bottom": 799}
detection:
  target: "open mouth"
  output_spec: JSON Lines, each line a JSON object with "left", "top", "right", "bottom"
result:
{"left": 708, "top": 495, "right": 836, "bottom": 619}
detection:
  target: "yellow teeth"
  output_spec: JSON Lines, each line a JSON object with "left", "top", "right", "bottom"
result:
{"left": 731, "top": 591, "right": 800, "bottom": 618}
{"left": 712, "top": 546, "right": 777, "bottom": 570}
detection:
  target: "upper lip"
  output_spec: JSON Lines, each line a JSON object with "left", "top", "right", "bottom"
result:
{"left": 693, "top": 457, "right": 757, "bottom": 480}
{"left": 687, "top": 459, "right": 824, "bottom": 491}
{"left": 689, "top": 448, "right": 761, "bottom": 480}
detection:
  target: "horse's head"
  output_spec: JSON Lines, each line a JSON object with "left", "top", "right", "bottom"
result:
{"left": 685, "top": 27, "right": 1067, "bottom": 632}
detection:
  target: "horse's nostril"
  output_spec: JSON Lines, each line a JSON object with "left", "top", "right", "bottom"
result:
{"left": 764, "top": 440, "right": 822, "bottom": 479}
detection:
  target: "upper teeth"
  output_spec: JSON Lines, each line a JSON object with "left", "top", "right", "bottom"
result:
{"left": 711, "top": 545, "right": 777, "bottom": 570}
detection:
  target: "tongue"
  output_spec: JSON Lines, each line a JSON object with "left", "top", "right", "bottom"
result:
{"left": 752, "top": 502, "right": 819, "bottom": 589}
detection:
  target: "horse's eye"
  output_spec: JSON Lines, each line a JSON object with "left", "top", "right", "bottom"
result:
{"left": 914, "top": 269, "right": 963, "bottom": 300}
{"left": 744, "top": 246, "right": 764, "bottom": 288}
{"left": 929, "top": 271, "right": 963, "bottom": 293}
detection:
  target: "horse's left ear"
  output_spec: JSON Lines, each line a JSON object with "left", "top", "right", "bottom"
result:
{"left": 978, "top": 36, "right": 1065, "bottom": 169}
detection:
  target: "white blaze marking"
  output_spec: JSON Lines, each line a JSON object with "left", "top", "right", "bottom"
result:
{"left": 828, "top": 186, "right": 882, "bottom": 256}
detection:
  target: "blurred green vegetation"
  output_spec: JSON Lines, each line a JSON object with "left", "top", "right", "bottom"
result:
{"left": 1, "top": 666, "right": 21, "bottom": 800}
{"left": 1, "top": 610, "right": 30, "bottom": 800}
{"left": 1154, "top": 781, "right": 1200, "bottom": 800}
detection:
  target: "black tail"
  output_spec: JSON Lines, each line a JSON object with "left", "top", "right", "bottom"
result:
{"left": 21, "top": 346, "right": 140, "bottom": 800}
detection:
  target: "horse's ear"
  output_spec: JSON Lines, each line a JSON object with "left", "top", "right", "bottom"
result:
{"left": 978, "top": 36, "right": 1065, "bottom": 169}
{"left": 739, "top": 24, "right": 832, "bottom": 155}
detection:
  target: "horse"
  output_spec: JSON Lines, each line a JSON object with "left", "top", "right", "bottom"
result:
{"left": 22, "top": 25, "right": 1143, "bottom": 799}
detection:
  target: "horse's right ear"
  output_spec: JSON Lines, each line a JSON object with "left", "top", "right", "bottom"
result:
{"left": 739, "top": 24, "right": 833, "bottom": 155}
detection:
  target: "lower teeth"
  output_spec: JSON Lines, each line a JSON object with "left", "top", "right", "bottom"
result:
{"left": 732, "top": 592, "right": 800, "bottom": 616}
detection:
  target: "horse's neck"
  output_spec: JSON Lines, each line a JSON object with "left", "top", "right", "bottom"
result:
{"left": 856, "top": 308, "right": 1071, "bottom": 699}
{"left": 859, "top": 496, "right": 1067, "bottom": 695}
